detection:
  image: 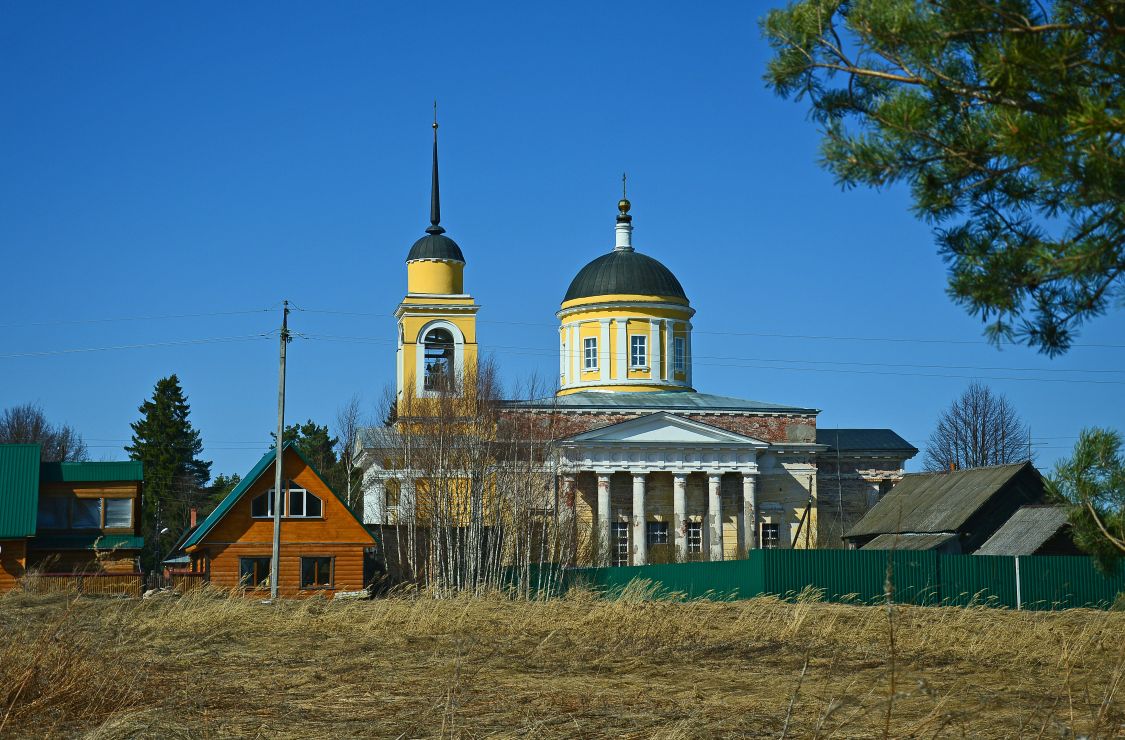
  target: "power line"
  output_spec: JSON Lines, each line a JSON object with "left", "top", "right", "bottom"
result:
{"left": 291, "top": 305, "right": 1125, "bottom": 350}
{"left": 0, "top": 333, "right": 273, "bottom": 359}
{"left": 299, "top": 333, "right": 1125, "bottom": 385}
{"left": 0, "top": 307, "right": 276, "bottom": 329}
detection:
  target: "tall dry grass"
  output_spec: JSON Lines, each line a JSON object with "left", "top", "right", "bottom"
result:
{"left": 0, "top": 585, "right": 1122, "bottom": 738}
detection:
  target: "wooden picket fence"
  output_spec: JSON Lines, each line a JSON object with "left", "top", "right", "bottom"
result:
{"left": 23, "top": 572, "right": 145, "bottom": 597}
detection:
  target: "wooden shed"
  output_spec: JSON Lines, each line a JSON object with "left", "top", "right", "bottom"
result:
{"left": 181, "top": 443, "right": 376, "bottom": 598}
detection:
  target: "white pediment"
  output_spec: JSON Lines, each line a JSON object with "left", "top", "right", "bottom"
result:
{"left": 565, "top": 412, "right": 769, "bottom": 446}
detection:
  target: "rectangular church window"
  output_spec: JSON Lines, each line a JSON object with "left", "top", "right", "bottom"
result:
{"left": 583, "top": 337, "right": 597, "bottom": 370}
{"left": 686, "top": 521, "right": 703, "bottom": 557}
{"left": 610, "top": 522, "right": 629, "bottom": 567}
{"left": 674, "top": 336, "right": 686, "bottom": 374}
{"left": 761, "top": 522, "right": 781, "bottom": 549}
{"left": 629, "top": 335, "right": 647, "bottom": 368}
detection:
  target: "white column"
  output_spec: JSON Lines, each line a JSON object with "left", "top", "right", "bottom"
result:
{"left": 615, "top": 320, "right": 627, "bottom": 379}
{"left": 569, "top": 323, "right": 580, "bottom": 385}
{"left": 679, "top": 321, "right": 688, "bottom": 386}
{"left": 673, "top": 473, "right": 687, "bottom": 560}
{"left": 741, "top": 473, "right": 758, "bottom": 554}
{"left": 597, "top": 473, "right": 611, "bottom": 565}
{"left": 599, "top": 319, "right": 610, "bottom": 382}
{"left": 649, "top": 319, "right": 661, "bottom": 380}
{"left": 362, "top": 476, "right": 386, "bottom": 525}
{"left": 559, "top": 328, "right": 567, "bottom": 385}
{"left": 632, "top": 473, "right": 647, "bottom": 566}
{"left": 561, "top": 475, "right": 578, "bottom": 564}
{"left": 665, "top": 319, "right": 674, "bottom": 382}
{"left": 708, "top": 473, "right": 723, "bottom": 561}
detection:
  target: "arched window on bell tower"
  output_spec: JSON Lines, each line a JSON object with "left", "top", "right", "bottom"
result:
{"left": 422, "top": 327, "right": 456, "bottom": 392}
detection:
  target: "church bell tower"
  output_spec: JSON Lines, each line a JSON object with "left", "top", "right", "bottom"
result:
{"left": 395, "top": 112, "right": 479, "bottom": 406}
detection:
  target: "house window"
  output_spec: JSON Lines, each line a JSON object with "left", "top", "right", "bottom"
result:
{"left": 239, "top": 557, "right": 271, "bottom": 589}
{"left": 629, "top": 335, "right": 647, "bottom": 368}
{"left": 686, "top": 521, "right": 703, "bottom": 556}
{"left": 36, "top": 496, "right": 68, "bottom": 529}
{"left": 104, "top": 498, "right": 133, "bottom": 528}
{"left": 583, "top": 337, "right": 598, "bottom": 370}
{"left": 300, "top": 556, "right": 333, "bottom": 589}
{"left": 761, "top": 522, "right": 782, "bottom": 549}
{"left": 423, "top": 328, "right": 455, "bottom": 391}
{"left": 646, "top": 521, "right": 669, "bottom": 549}
{"left": 252, "top": 482, "right": 322, "bottom": 518}
{"left": 72, "top": 498, "right": 102, "bottom": 529}
{"left": 610, "top": 522, "right": 629, "bottom": 567}
{"left": 673, "top": 336, "right": 686, "bottom": 374}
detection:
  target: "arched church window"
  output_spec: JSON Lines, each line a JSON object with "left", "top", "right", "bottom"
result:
{"left": 423, "top": 328, "right": 455, "bottom": 391}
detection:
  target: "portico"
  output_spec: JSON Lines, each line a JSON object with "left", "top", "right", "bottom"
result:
{"left": 560, "top": 412, "right": 768, "bottom": 565}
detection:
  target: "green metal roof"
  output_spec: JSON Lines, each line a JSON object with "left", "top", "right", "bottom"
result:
{"left": 0, "top": 444, "right": 40, "bottom": 538}
{"left": 39, "top": 460, "right": 143, "bottom": 483}
{"left": 182, "top": 441, "right": 374, "bottom": 550}
{"left": 507, "top": 391, "right": 819, "bottom": 415}
{"left": 28, "top": 533, "right": 144, "bottom": 551}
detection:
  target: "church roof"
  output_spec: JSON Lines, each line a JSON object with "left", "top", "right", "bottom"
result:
{"left": 407, "top": 233, "right": 464, "bottom": 263}
{"left": 563, "top": 249, "right": 686, "bottom": 302}
{"left": 507, "top": 391, "right": 818, "bottom": 415}
{"left": 816, "top": 429, "right": 917, "bottom": 455}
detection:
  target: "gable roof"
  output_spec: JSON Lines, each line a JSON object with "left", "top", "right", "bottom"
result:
{"left": 845, "top": 462, "right": 1042, "bottom": 539}
{"left": 506, "top": 391, "right": 819, "bottom": 415}
{"left": 975, "top": 505, "right": 1070, "bottom": 556}
{"left": 563, "top": 412, "right": 771, "bottom": 446}
{"left": 816, "top": 429, "right": 917, "bottom": 456}
{"left": 182, "top": 442, "right": 373, "bottom": 550}
{"left": 0, "top": 444, "right": 41, "bottom": 539}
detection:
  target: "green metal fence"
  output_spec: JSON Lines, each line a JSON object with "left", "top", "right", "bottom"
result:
{"left": 553, "top": 551, "right": 1124, "bottom": 610}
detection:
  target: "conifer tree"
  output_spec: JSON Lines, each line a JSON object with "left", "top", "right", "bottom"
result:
{"left": 762, "top": 0, "right": 1123, "bottom": 354}
{"left": 126, "top": 375, "right": 212, "bottom": 569}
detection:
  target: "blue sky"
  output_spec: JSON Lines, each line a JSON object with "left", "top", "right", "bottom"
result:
{"left": 2, "top": 2, "right": 1122, "bottom": 477}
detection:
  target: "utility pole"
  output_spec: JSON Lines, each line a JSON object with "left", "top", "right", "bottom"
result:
{"left": 270, "top": 301, "right": 290, "bottom": 601}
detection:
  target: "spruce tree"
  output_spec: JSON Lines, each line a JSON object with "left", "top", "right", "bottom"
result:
{"left": 126, "top": 375, "right": 212, "bottom": 570}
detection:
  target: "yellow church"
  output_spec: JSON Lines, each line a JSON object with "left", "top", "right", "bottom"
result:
{"left": 357, "top": 122, "right": 917, "bottom": 569}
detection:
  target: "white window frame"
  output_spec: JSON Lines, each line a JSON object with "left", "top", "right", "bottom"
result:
{"left": 583, "top": 337, "right": 598, "bottom": 370}
{"left": 252, "top": 481, "right": 323, "bottom": 519}
{"left": 673, "top": 336, "right": 686, "bottom": 374}
{"left": 629, "top": 335, "right": 648, "bottom": 369}
{"left": 761, "top": 522, "right": 782, "bottom": 549}
{"left": 646, "top": 521, "right": 669, "bottom": 549}
{"left": 610, "top": 522, "right": 630, "bottom": 567}
{"left": 686, "top": 521, "right": 703, "bottom": 555}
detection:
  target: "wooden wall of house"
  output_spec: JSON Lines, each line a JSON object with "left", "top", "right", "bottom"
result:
{"left": 201, "top": 542, "right": 367, "bottom": 597}
{"left": 0, "top": 539, "right": 27, "bottom": 592}
{"left": 192, "top": 449, "right": 374, "bottom": 598}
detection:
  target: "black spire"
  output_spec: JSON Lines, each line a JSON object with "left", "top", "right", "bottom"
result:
{"left": 426, "top": 102, "right": 444, "bottom": 235}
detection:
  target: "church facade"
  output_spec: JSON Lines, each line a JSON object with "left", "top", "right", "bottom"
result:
{"left": 357, "top": 124, "right": 916, "bottom": 567}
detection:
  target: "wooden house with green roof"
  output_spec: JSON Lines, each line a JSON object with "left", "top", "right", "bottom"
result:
{"left": 0, "top": 444, "right": 144, "bottom": 592}
{"left": 179, "top": 442, "right": 376, "bottom": 598}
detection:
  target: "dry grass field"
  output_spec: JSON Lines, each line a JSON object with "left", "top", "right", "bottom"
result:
{"left": 0, "top": 585, "right": 1122, "bottom": 739}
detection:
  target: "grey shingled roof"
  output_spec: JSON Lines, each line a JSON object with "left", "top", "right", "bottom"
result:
{"left": 975, "top": 506, "right": 1070, "bottom": 556}
{"left": 845, "top": 462, "right": 1039, "bottom": 539}
{"left": 861, "top": 532, "right": 957, "bottom": 551}
{"left": 563, "top": 250, "right": 687, "bottom": 302}
{"left": 507, "top": 391, "right": 818, "bottom": 415}
{"left": 816, "top": 429, "right": 917, "bottom": 454}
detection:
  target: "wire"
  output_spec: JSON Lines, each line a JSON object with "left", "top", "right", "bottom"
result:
{"left": 0, "top": 307, "right": 276, "bottom": 330}
{"left": 0, "top": 333, "right": 274, "bottom": 359}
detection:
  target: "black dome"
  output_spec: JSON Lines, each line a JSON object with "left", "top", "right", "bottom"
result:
{"left": 564, "top": 250, "right": 687, "bottom": 302}
{"left": 407, "top": 233, "right": 464, "bottom": 263}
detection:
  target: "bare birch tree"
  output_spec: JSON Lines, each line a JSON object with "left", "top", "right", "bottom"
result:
{"left": 923, "top": 382, "right": 1030, "bottom": 472}
{"left": 370, "top": 359, "right": 575, "bottom": 597}
{"left": 334, "top": 394, "right": 363, "bottom": 508}
{"left": 0, "top": 403, "right": 87, "bottom": 461}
